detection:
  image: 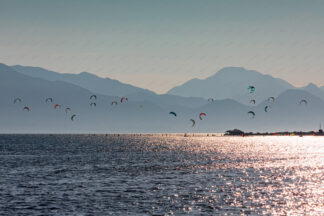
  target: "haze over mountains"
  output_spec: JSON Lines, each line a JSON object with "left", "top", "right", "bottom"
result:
{"left": 12, "top": 65, "right": 154, "bottom": 97}
{"left": 168, "top": 67, "right": 294, "bottom": 105}
{"left": 13, "top": 64, "right": 324, "bottom": 105}
{"left": 2, "top": 62, "right": 324, "bottom": 133}
{"left": 12, "top": 65, "right": 207, "bottom": 109}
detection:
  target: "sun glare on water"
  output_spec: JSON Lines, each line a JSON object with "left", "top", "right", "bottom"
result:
{"left": 155, "top": 135, "right": 324, "bottom": 214}
{"left": 0, "top": 135, "right": 323, "bottom": 215}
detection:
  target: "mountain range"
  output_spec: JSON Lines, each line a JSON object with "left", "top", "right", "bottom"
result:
{"left": 13, "top": 65, "right": 324, "bottom": 105}
{"left": 12, "top": 65, "right": 154, "bottom": 97}
{"left": 167, "top": 67, "right": 324, "bottom": 105}
{"left": 2, "top": 62, "right": 324, "bottom": 133}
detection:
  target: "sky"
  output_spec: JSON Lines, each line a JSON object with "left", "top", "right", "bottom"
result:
{"left": 1, "top": 0, "right": 324, "bottom": 93}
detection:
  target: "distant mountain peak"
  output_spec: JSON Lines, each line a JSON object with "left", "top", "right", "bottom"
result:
{"left": 167, "top": 67, "right": 295, "bottom": 105}
{"left": 217, "top": 66, "right": 247, "bottom": 73}
{"left": 304, "top": 83, "right": 318, "bottom": 88}
{"left": 79, "top": 71, "right": 93, "bottom": 75}
{"left": 213, "top": 67, "right": 260, "bottom": 75}
{"left": 202, "top": 67, "right": 271, "bottom": 85}
{"left": 300, "top": 82, "right": 324, "bottom": 101}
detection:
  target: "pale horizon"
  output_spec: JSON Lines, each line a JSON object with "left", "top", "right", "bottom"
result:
{"left": 6, "top": 62, "right": 323, "bottom": 94}
{"left": 1, "top": 0, "right": 324, "bottom": 93}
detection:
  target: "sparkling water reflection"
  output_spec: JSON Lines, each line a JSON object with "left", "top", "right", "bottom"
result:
{"left": 0, "top": 135, "right": 323, "bottom": 215}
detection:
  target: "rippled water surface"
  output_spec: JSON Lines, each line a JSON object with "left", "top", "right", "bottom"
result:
{"left": 0, "top": 134, "right": 323, "bottom": 215}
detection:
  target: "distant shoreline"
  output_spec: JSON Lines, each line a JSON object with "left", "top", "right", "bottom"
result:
{"left": 225, "top": 129, "right": 324, "bottom": 137}
{"left": 0, "top": 132, "right": 324, "bottom": 137}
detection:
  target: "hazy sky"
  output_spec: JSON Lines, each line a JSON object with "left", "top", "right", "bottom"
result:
{"left": 1, "top": 0, "right": 324, "bottom": 93}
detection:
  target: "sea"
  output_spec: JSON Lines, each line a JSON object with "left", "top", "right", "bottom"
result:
{"left": 0, "top": 134, "right": 323, "bottom": 215}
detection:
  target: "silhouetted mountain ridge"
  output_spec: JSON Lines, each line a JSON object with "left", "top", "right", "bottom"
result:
{"left": 168, "top": 67, "right": 296, "bottom": 105}
{"left": 12, "top": 65, "right": 154, "bottom": 97}
{"left": 1, "top": 63, "right": 324, "bottom": 132}
{"left": 301, "top": 83, "right": 324, "bottom": 101}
